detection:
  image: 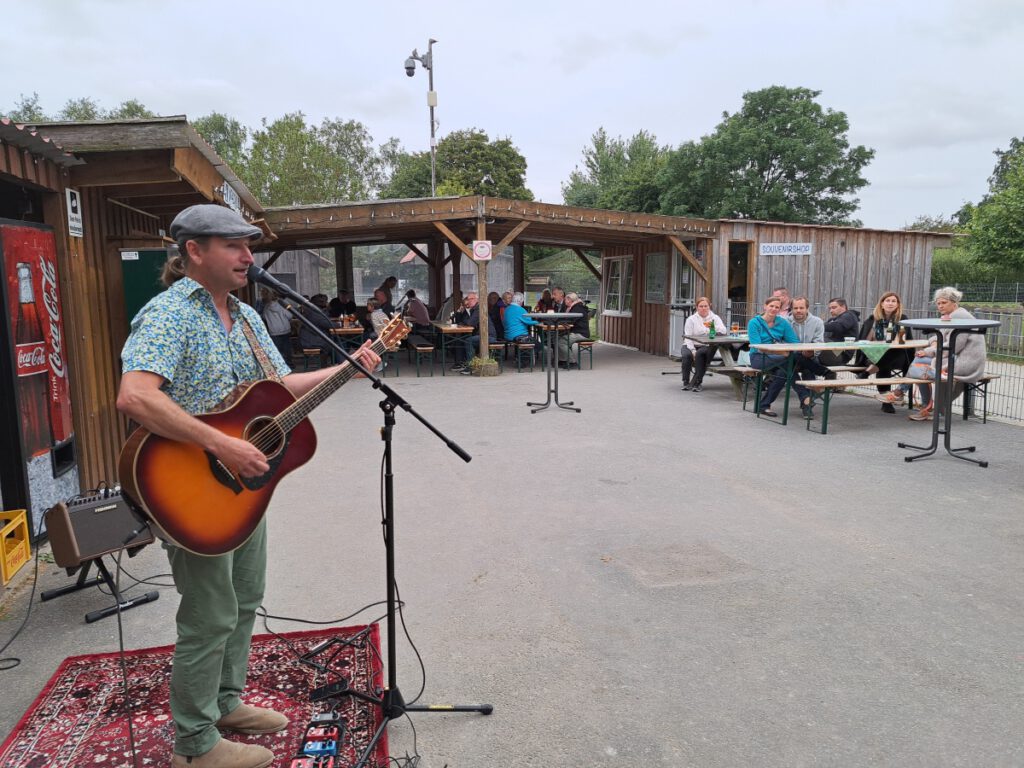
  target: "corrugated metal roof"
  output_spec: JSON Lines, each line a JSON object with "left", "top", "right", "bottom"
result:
{"left": 0, "top": 119, "right": 84, "bottom": 166}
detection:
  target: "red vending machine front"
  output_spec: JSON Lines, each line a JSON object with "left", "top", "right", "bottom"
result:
{"left": 0, "top": 220, "right": 78, "bottom": 535}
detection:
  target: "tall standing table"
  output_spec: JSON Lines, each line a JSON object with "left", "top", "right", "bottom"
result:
{"left": 897, "top": 317, "right": 1000, "bottom": 467}
{"left": 526, "top": 312, "right": 583, "bottom": 414}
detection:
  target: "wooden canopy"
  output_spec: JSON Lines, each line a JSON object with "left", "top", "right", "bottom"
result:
{"left": 265, "top": 195, "right": 716, "bottom": 252}
{"left": 24, "top": 116, "right": 269, "bottom": 236}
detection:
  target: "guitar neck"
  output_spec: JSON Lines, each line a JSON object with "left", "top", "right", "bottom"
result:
{"left": 276, "top": 335, "right": 389, "bottom": 432}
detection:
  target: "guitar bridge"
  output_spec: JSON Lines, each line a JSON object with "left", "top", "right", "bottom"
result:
{"left": 207, "top": 453, "right": 244, "bottom": 494}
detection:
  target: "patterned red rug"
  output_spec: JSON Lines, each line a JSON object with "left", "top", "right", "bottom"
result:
{"left": 0, "top": 625, "right": 388, "bottom": 767}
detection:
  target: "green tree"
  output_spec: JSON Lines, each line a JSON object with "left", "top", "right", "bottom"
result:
{"left": 243, "top": 112, "right": 388, "bottom": 206}
{"left": 659, "top": 86, "right": 874, "bottom": 225}
{"left": 964, "top": 148, "right": 1024, "bottom": 270}
{"left": 192, "top": 112, "right": 249, "bottom": 169}
{"left": 379, "top": 150, "right": 433, "bottom": 198}
{"left": 380, "top": 129, "right": 533, "bottom": 200}
{"left": 904, "top": 214, "right": 960, "bottom": 233}
{"left": 106, "top": 98, "right": 156, "bottom": 120}
{"left": 562, "top": 128, "right": 669, "bottom": 212}
{"left": 3, "top": 92, "right": 48, "bottom": 122}
{"left": 57, "top": 97, "right": 102, "bottom": 121}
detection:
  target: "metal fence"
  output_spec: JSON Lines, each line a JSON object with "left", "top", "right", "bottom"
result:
{"left": 725, "top": 301, "right": 1024, "bottom": 426}
{"left": 931, "top": 282, "right": 1024, "bottom": 304}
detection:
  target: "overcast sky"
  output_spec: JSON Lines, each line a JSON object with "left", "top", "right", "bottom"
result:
{"left": 3, "top": 0, "right": 1022, "bottom": 229}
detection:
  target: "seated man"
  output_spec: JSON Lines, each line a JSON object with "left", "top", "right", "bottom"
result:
{"left": 789, "top": 297, "right": 836, "bottom": 381}
{"left": 820, "top": 297, "right": 860, "bottom": 366}
{"left": 558, "top": 292, "right": 591, "bottom": 366}
{"left": 403, "top": 289, "right": 432, "bottom": 334}
{"left": 298, "top": 294, "right": 336, "bottom": 363}
{"left": 452, "top": 292, "right": 495, "bottom": 373}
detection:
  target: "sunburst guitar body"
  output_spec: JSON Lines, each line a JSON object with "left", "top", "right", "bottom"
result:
{"left": 118, "top": 316, "right": 409, "bottom": 555}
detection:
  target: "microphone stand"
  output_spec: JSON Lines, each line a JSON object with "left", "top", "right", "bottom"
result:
{"left": 262, "top": 286, "right": 493, "bottom": 764}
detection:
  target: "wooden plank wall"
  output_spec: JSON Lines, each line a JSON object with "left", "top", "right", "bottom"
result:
{"left": 59, "top": 189, "right": 167, "bottom": 489}
{"left": 713, "top": 222, "right": 950, "bottom": 314}
{"left": 600, "top": 240, "right": 678, "bottom": 355}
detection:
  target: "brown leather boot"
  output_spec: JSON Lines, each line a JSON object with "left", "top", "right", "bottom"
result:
{"left": 215, "top": 703, "right": 288, "bottom": 735}
{"left": 171, "top": 738, "right": 273, "bottom": 768}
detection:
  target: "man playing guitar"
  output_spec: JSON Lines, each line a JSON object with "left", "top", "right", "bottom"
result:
{"left": 116, "top": 204, "right": 380, "bottom": 768}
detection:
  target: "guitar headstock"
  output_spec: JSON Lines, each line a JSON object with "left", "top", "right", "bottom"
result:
{"left": 379, "top": 314, "right": 411, "bottom": 351}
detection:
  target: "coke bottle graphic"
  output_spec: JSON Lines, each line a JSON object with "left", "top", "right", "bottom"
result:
{"left": 15, "top": 262, "right": 50, "bottom": 457}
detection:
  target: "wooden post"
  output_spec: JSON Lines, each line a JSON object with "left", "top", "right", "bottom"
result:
{"left": 334, "top": 244, "right": 353, "bottom": 295}
{"left": 476, "top": 218, "right": 489, "bottom": 360}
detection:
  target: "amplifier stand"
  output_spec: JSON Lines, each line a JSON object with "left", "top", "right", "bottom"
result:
{"left": 41, "top": 556, "right": 159, "bottom": 623}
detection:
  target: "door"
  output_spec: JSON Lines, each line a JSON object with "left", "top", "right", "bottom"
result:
{"left": 727, "top": 241, "right": 753, "bottom": 328}
{"left": 668, "top": 242, "right": 696, "bottom": 357}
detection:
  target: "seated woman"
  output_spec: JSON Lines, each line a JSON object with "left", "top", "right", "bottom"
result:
{"left": 533, "top": 289, "right": 554, "bottom": 313}
{"left": 905, "top": 286, "right": 988, "bottom": 421}
{"left": 855, "top": 291, "right": 915, "bottom": 413}
{"left": 503, "top": 292, "right": 541, "bottom": 352}
{"left": 747, "top": 295, "right": 814, "bottom": 419}
{"left": 680, "top": 297, "right": 726, "bottom": 392}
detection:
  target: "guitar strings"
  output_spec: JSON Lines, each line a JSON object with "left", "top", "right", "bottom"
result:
{"left": 245, "top": 328, "right": 403, "bottom": 454}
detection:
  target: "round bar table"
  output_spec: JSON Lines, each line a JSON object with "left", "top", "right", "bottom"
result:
{"left": 897, "top": 317, "right": 999, "bottom": 467}
{"left": 525, "top": 312, "right": 583, "bottom": 414}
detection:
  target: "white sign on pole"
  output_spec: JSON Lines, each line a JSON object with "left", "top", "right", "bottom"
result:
{"left": 472, "top": 240, "right": 493, "bottom": 261}
{"left": 759, "top": 242, "right": 812, "bottom": 256}
{"left": 66, "top": 189, "right": 83, "bottom": 238}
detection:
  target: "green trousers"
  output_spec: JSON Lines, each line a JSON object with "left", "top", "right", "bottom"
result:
{"left": 165, "top": 519, "right": 267, "bottom": 756}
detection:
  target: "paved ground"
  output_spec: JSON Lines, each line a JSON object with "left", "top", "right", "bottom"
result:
{"left": 2, "top": 344, "right": 1022, "bottom": 767}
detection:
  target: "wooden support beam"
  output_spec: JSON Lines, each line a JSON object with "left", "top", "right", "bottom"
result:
{"left": 108, "top": 180, "right": 197, "bottom": 199}
{"left": 403, "top": 241, "right": 432, "bottom": 267}
{"left": 668, "top": 234, "right": 708, "bottom": 283}
{"left": 493, "top": 220, "right": 530, "bottom": 252}
{"left": 69, "top": 150, "right": 180, "bottom": 187}
{"left": 172, "top": 147, "right": 220, "bottom": 201}
{"left": 262, "top": 249, "right": 286, "bottom": 269}
{"left": 433, "top": 221, "right": 473, "bottom": 258}
{"left": 571, "top": 247, "right": 602, "bottom": 280}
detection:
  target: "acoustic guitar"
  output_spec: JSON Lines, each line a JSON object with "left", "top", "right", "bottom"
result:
{"left": 118, "top": 315, "right": 409, "bottom": 556}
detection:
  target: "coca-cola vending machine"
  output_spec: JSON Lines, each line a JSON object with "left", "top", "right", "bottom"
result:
{"left": 0, "top": 220, "right": 79, "bottom": 536}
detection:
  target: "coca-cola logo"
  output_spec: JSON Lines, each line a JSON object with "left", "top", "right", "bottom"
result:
{"left": 16, "top": 343, "right": 46, "bottom": 373}
{"left": 38, "top": 254, "right": 65, "bottom": 378}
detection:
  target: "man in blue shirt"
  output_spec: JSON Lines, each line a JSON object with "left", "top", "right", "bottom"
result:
{"left": 117, "top": 204, "right": 379, "bottom": 768}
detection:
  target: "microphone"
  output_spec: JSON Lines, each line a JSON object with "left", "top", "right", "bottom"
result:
{"left": 247, "top": 265, "right": 327, "bottom": 317}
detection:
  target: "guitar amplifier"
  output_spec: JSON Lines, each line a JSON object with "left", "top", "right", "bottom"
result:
{"left": 45, "top": 490, "right": 155, "bottom": 569}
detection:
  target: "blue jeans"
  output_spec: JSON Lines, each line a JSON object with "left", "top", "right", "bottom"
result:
{"left": 751, "top": 352, "right": 809, "bottom": 410}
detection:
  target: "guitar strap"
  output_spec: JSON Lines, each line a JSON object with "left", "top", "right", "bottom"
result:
{"left": 240, "top": 316, "right": 284, "bottom": 384}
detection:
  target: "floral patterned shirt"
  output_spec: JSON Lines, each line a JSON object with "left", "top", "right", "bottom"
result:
{"left": 121, "top": 276, "right": 291, "bottom": 415}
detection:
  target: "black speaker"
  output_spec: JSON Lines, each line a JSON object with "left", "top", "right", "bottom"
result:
{"left": 45, "top": 491, "right": 154, "bottom": 568}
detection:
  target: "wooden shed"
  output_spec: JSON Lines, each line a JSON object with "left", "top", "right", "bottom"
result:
{"left": 15, "top": 117, "right": 268, "bottom": 495}
{"left": 710, "top": 219, "right": 954, "bottom": 323}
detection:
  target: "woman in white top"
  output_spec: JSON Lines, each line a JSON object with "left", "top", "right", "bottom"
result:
{"left": 680, "top": 297, "right": 727, "bottom": 392}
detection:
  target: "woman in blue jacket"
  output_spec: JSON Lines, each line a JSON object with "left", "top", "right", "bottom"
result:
{"left": 748, "top": 295, "right": 813, "bottom": 418}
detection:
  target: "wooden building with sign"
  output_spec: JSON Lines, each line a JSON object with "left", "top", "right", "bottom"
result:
{"left": 15, "top": 117, "right": 268, "bottom": 499}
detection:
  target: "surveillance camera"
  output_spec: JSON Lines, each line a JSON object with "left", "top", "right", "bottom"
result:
{"left": 404, "top": 57, "right": 416, "bottom": 77}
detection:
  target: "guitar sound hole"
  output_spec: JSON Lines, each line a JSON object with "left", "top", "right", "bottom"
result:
{"left": 246, "top": 417, "right": 286, "bottom": 459}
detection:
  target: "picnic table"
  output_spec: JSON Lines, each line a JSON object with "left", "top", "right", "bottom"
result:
{"left": 682, "top": 333, "right": 750, "bottom": 398}
{"left": 430, "top": 321, "right": 474, "bottom": 375}
{"left": 748, "top": 339, "right": 928, "bottom": 425}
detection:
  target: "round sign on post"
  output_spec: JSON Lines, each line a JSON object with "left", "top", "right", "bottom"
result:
{"left": 472, "top": 240, "right": 492, "bottom": 261}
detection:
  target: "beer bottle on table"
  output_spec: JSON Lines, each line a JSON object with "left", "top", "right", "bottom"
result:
{"left": 15, "top": 262, "right": 50, "bottom": 457}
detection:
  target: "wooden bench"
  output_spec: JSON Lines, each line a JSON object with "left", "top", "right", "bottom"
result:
{"left": 405, "top": 334, "right": 435, "bottom": 377}
{"left": 716, "top": 365, "right": 868, "bottom": 403}
{"left": 802, "top": 377, "right": 919, "bottom": 434}
{"left": 575, "top": 340, "right": 596, "bottom": 369}
{"left": 514, "top": 341, "right": 538, "bottom": 372}
{"left": 956, "top": 373, "right": 1000, "bottom": 423}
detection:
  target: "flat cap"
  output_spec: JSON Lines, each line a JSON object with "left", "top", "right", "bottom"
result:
{"left": 170, "top": 204, "right": 263, "bottom": 241}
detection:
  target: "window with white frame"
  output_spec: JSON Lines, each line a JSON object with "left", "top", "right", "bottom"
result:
{"left": 604, "top": 256, "right": 634, "bottom": 314}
